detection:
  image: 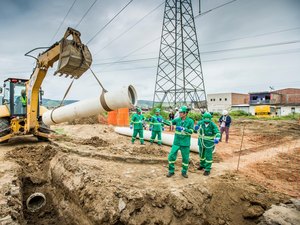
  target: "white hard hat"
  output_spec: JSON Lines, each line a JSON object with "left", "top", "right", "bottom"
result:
{"left": 222, "top": 110, "right": 228, "bottom": 115}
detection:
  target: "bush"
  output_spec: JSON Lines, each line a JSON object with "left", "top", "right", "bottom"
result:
{"left": 229, "top": 110, "right": 251, "bottom": 117}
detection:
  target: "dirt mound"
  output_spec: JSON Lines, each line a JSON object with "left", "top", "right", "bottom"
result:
{"left": 68, "top": 115, "right": 100, "bottom": 125}
{"left": 204, "top": 173, "right": 288, "bottom": 225}
{"left": 80, "top": 136, "right": 110, "bottom": 147}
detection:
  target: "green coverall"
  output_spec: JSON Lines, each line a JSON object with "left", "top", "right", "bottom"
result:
{"left": 196, "top": 120, "right": 220, "bottom": 172}
{"left": 131, "top": 113, "right": 145, "bottom": 144}
{"left": 149, "top": 115, "right": 164, "bottom": 145}
{"left": 168, "top": 117, "right": 194, "bottom": 175}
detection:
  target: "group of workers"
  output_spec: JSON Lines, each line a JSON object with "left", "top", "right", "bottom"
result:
{"left": 130, "top": 106, "right": 231, "bottom": 177}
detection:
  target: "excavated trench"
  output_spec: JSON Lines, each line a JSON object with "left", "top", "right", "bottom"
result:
{"left": 5, "top": 143, "right": 289, "bottom": 225}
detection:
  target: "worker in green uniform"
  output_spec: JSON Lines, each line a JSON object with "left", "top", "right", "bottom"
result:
{"left": 149, "top": 108, "right": 164, "bottom": 145}
{"left": 167, "top": 106, "right": 194, "bottom": 178}
{"left": 194, "top": 112, "right": 220, "bottom": 176}
{"left": 130, "top": 108, "right": 145, "bottom": 145}
{"left": 21, "top": 89, "right": 27, "bottom": 107}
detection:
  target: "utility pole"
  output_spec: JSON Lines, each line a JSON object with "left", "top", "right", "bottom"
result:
{"left": 153, "top": 0, "right": 207, "bottom": 110}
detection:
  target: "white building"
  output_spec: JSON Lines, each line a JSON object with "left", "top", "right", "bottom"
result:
{"left": 207, "top": 93, "right": 249, "bottom": 113}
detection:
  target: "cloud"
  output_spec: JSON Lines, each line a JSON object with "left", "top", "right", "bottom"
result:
{"left": 0, "top": 0, "right": 299, "bottom": 103}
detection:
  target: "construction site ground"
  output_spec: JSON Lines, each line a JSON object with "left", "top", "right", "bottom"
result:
{"left": 0, "top": 118, "right": 299, "bottom": 225}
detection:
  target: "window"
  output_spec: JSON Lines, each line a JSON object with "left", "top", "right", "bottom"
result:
{"left": 219, "top": 98, "right": 222, "bottom": 101}
{"left": 225, "top": 98, "right": 227, "bottom": 101}
{"left": 291, "top": 107, "right": 295, "bottom": 114}
{"left": 210, "top": 99, "right": 213, "bottom": 101}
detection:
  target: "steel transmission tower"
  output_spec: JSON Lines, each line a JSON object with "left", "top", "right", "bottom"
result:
{"left": 153, "top": 0, "right": 207, "bottom": 110}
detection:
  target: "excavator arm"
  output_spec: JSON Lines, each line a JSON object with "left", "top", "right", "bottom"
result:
{"left": 26, "top": 27, "right": 92, "bottom": 131}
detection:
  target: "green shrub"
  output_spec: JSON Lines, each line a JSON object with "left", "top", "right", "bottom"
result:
{"left": 229, "top": 110, "right": 251, "bottom": 117}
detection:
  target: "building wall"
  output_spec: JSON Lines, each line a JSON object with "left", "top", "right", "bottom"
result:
{"left": 280, "top": 106, "right": 300, "bottom": 116}
{"left": 272, "top": 88, "right": 300, "bottom": 105}
{"left": 207, "top": 93, "right": 232, "bottom": 113}
{"left": 231, "top": 93, "right": 249, "bottom": 105}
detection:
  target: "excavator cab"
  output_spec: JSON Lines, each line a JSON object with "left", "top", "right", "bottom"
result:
{"left": 2, "top": 78, "right": 28, "bottom": 116}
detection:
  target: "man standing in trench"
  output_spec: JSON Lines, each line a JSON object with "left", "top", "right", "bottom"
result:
{"left": 166, "top": 106, "right": 194, "bottom": 178}
{"left": 130, "top": 108, "right": 145, "bottom": 145}
{"left": 194, "top": 112, "right": 220, "bottom": 176}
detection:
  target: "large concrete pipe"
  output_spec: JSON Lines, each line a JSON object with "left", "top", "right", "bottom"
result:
{"left": 114, "top": 127, "right": 199, "bottom": 153}
{"left": 43, "top": 85, "right": 137, "bottom": 126}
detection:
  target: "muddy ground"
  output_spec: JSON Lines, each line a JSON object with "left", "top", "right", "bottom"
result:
{"left": 0, "top": 119, "right": 299, "bottom": 224}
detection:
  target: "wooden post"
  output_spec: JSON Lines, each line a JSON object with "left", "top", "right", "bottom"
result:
{"left": 237, "top": 124, "right": 245, "bottom": 172}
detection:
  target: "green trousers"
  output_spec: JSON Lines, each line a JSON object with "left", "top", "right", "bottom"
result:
{"left": 150, "top": 131, "right": 162, "bottom": 145}
{"left": 132, "top": 129, "right": 144, "bottom": 144}
{"left": 199, "top": 139, "right": 214, "bottom": 172}
{"left": 168, "top": 145, "right": 190, "bottom": 174}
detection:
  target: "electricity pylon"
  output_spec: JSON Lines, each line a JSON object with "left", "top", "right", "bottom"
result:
{"left": 153, "top": 0, "right": 207, "bottom": 110}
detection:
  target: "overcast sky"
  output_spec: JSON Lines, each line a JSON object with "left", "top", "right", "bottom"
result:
{"left": 0, "top": 0, "right": 299, "bottom": 101}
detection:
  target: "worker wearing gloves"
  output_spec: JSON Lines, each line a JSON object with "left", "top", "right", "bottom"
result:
{"left": 167, "top": 106, "right": 194, "bottom": 178}
{"left": 130, "top": 108, "right": 145, "bottom": 145}
{"left": 194, "top": 112, "right": 220, "bottom": 176}
{"left": 149, "top": 108, "right": 164, "bottom": 145}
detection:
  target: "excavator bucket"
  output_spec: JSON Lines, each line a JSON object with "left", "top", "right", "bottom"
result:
{"left": 55, "top": 28, "right": 92, "bottom": 79}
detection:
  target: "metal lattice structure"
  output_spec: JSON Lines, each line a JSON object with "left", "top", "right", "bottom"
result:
{"left": 153, "top": 0, "right": 207, "bottom": 110}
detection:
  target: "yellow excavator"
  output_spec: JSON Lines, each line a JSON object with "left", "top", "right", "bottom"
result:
{"left": 0, "top": 27, "right": 92, "bottom": 143}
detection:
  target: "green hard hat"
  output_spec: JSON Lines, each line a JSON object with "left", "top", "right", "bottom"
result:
{"left": 203, "top": 112, "right": 212, "bottom": 121}
{"left": 179, "top": 106, "right": 188, "bottom": 113}
{"left": 136, "top": 108, "right": 142, "bottom": 112}
{"left": 155, "top": 108, "right": 160, "bottom": 113}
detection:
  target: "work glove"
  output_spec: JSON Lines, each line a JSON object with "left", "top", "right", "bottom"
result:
{"left": 194, "top": 125, "right": 200, "bottom": 131}
{"left": 157, "top": 118, "right": 162, "bottom": 123}
{"left": 214, "top": 138, "right": 220, "bottom": 144}
{"left": 162, "top": 127, "right": 164, "bottom": 131}
{"left": 176, "top": 126, "right": 184, "bottom": 132}
{"left": 130, "top": 125, "right": 133, "bottom": 129}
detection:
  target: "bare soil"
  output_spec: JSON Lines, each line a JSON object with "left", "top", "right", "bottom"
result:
{"left": 0, "top": 119, "right": 299, "bottom": 225}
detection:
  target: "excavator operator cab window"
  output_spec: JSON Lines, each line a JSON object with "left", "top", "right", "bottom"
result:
{"left": 3, "top": 79, "right": 27, "bottom": 116}
{"left": 13, "top": 82, "right": 27, "bottom": 115}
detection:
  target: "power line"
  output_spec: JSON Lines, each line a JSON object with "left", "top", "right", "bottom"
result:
{"left": 195, "top": 0, "right": 238, "bottom": 18}
{"left": 201, "top": 39, "right": 300, "bottom": 54}
{"left": 4, "top": 48, "right": 300, "bottom": 75}
{"left": 49, "top": 0, "right": 78, "bottom": 44}
{"left": 86, "top": 0, "right": 134, "bottom": 44}
{"left": 92, "top": 48, "right": 300, "bottom": 72}
{"left": 93, "top": 40, "right": 300, "bottom": 66}
{"left": 200, "top": 26, "right": 300, "bottom": 46}
{"left": 75, "top": 0, "right": 99, "bottom": 28}
{"left": 94, "top": 1, "right": 164, "bottom": 56}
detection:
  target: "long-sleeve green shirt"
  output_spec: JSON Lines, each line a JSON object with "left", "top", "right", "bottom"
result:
{"left": 196, "top": 120, "right": 220, "bottom": 144}
{"left": 171, "top": 117, "right": 194, "bottom": 147}
{"left": 130, "top": 113, "right": 144, "bottom": 130}
{"left": 149, "top": 115, "right": 164, "bottom": 132}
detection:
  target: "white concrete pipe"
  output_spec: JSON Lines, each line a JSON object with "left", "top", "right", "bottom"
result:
{"left": 114, "top": 127, "right": 199, "bottom": 153}
{"left": 42, "top": 85, "right": 137, "bottom": 126}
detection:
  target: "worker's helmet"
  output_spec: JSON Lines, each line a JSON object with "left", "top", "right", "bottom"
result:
{"left": 175, "top": 107, "right": 178, "bottom": 111}
{"left": 136, "top": 108, "right": 142, "bottom": 113}
{"left": 203, "top": 112, "right": 212, "bottom": 122}
{"left": 21, "top": 89, "right": 26, "bottom": 95}
{"left": 179, "top": 106, "right": 188, "bottom": 113}
{"left": 155, "top": 108, "right": 160, "bottom": 113}
{"left": 222, "top": 110, "right": 228, "bottom": 116}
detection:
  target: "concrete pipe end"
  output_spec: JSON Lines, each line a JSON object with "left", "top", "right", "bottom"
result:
{"left": 128, "top": 85, "right": 137, "bottom": 106}
{"left": 26, "top": 192, "right": 46, "bottom": 212}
